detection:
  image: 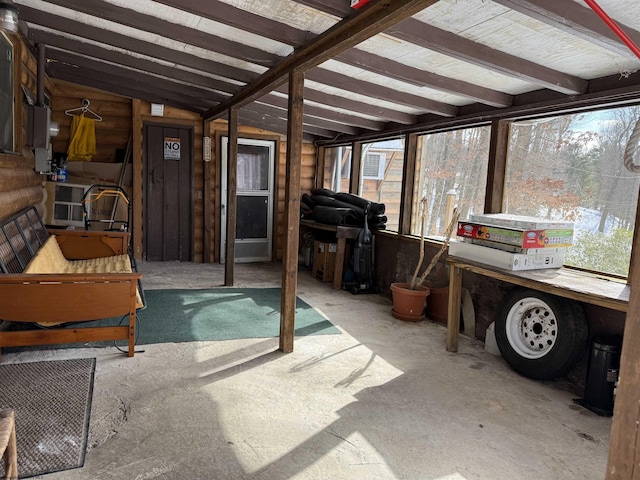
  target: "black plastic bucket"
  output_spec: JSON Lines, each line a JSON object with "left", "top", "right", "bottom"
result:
{"left": 580, "top": 336, "right": 622, "bottom": 416}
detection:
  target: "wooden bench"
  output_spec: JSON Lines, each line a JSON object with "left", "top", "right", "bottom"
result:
{"left": 0, "top": 206, "right": 145, "bottom": 360}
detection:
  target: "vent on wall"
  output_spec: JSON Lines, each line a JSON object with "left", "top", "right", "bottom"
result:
{"left": 362, "top": 152, "right": 385, "bottom": 180}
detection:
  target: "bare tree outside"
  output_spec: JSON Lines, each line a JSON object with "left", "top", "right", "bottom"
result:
{"left": 412, "top": 126, "right": 491, "bottom": 237}
{"left": 505, "top": 106, "right": 640, "bottom": 277}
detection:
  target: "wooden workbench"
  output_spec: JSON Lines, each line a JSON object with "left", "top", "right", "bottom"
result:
{"left": 300, "top": 219, "right": 362, "bottom": 290}
{"left": 446, "top": 256, "right": 630, "bottom": 352}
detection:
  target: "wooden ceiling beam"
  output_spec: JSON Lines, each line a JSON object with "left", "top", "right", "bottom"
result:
{"left": 31, "top": 26, "right": 401, "bottom": 131}
{"left": 493, "top": 0, "right": 640, "bottom": 59}
{"left": 275, "top": 84, "right": 417, "bottom": 124}
{"left": 37, "top": 35, "right": 244, "bottom": 95}
{"left": 21, "top": 8, "right": 257, "bottom": 83}
{"left": 152, "top": 0, "right": 316, "bottom": 46}
{"left": 46, "top": 57, "right": 225, "bottom": 109}
{"left": 307, "top": 68, "right": 458, "bottom": 116}
{"left": 250, "top": 102, "right": 360, "bottom": 135}
{"left": 203, "top": 0, "right": 443, "bottom": 120}
{"left": 335, "top": 48, "right": 513, "bottom": 108}
{"left": 292, "top": 0, "right": 352, "bottom": 17}
{"left": 384, "top": 20, "right": 588, "bottom": 95}
{"left": 155, "top": 0, "right": 508, "bottom": 108}
{"left": 238, "top": 108, "right": 335, "bottom": 139}
{"left": 49, "top": 67, "right": 210, "bottom": 114}
{"left": 261, "top": 94, "right": 386, "bottom": 131}
{"left": 37, "top": 0, "right": 280, "bottom": 67}
{"left": 292, "top": 0, "right": 588, "bottom": 95}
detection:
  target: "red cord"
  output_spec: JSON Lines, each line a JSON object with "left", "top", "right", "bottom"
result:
{"left": 584, "top": 0, "right": 640, "bottom": 60}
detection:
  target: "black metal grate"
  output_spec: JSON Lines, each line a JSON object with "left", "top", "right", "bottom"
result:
{"left": 0, "top": 207, "right": 50, "bottom": 274}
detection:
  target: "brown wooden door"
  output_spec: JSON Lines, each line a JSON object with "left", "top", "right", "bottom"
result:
{"left": 144, "top": 124, "right": 192, "bottom": 261}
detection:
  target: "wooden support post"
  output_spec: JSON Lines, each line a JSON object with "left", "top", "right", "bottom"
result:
{"left": 224, "top": 108, "right": 238, "bottom": 286}
{"left": 446, "top": 264, "right": 463, "bottom": 352}
{"left": 132, "top": 99, "right": 143, "bottom": 260}
{"left": 606, "top": 227, "right": 640, "bottom": 479}
{"left": 399, "top": 133, "right": 418, "bottom": 235}
{"left": 316, "top": 146, "right": 326, "bottom": 189}
{"left": 350, "top": 141, "right": 362, "bottom": 194}
{"left": 485, "top": 119, "right": 510, "bottom": 214}
{"left": 203, "top": 121, "right": 212, "bottom": 263}
{"left": 280, "top": 69, "right": 304, "bottom": 354}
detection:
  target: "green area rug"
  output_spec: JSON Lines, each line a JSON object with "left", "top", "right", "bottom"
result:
{"left": 129, "top": 288, "right": 339, "bottom": 344}
{"left": 4, "top": 288, "right": 339, "bottom": 350}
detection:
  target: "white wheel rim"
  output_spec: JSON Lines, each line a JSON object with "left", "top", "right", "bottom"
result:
{"left": 505, "top": 297, "right": 558, "bottom": 359}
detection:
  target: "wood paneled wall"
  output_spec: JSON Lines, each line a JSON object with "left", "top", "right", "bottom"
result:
{"left": 0, "top": 34, "right": 45, "bottom": 221}
{"left": 51, "top": 80, "right": 131, "bottom": 164}
{"left": 208, "top": 121, "right": 316, "bottom": 263}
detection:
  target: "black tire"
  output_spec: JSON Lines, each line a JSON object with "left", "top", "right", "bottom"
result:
{"left": 494, "top": 288, "right": 589, "bottom": 380}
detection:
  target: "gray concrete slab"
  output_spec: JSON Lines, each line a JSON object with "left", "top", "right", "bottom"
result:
{"left": 5, "top": 262, "right": 610, "bottom": 480}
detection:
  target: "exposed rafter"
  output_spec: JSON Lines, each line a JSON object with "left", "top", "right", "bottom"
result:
{"left": 493, "top": 0, "right": 640, "bottom": 59}
{"left": 307, "top": 68, "right": 458, "bottom": 116}
{"left": 335, "top": 49, "right": 513, "bottom": 108}
{"left": 203, "top": 0, "right": 443, "bottom": 120}
{"left": 293, "top": 0, "right": 589, "bottom": 95}
{"left": 42, "top": 0, "right": 280, "bottom": 67}
{"left": 21, "top": 7, "right": 257, "bottom": 83}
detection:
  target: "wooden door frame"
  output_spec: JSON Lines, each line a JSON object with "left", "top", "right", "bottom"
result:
{"left": 212, "top": 130, "right": 280, "bottom": 263}
{"left": 142, "top": 121, "right": 194, "bottom": 261}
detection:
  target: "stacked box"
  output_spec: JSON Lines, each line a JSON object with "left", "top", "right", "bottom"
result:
{"left": 457, "top": 221, "right": 573, "bottom": 248}
{"left": 453, "top": 214, "right": 574, "bottom": 270}
{"left": 468, "top": 213, "right": 574, "bottom": 230}
{"left": 449, "top": 241, "right": 564, "bottom": 271}
{"left": 469, "top": 238, "right": 568, "bottom": 255}
{"left": 312, "top": 241, "right": 337, "bottom": 283}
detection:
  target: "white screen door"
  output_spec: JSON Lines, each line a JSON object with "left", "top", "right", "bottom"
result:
{"left": 221, "top": 137, "right": 275, "bottom": 263}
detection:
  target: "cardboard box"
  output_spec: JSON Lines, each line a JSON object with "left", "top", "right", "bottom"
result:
{"left": 469, "top": 238, "right": 568, "bottom": 255}
{"left": 468, "top": 213, "right": 574, "bottom": 230}
{"left": 312, "top": 241, "right": 337, "bottom": 283}
{"left": 449, "top": 241, "right": 565, "bottom": 271}
{"left": 457, "top": 221, "right": 573, "bottom": 248}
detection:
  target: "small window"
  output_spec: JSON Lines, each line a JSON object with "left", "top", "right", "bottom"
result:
{"left": 362, "top": 152, "right": 385, "bottom": 180}
{"left": 323, "top": 145, "right": 352, "bottom": 193}
{"left": 0, "top": 32, "right": 14, "bottom": 153}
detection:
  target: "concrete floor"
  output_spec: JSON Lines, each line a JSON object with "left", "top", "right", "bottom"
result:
{"left": 5, "top": 261, "right": 611, "bottom": 480}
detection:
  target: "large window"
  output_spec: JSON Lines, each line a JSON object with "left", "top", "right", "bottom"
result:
{"left": 0, "top": 33, "right": 14, "bottom": 153}
{"left": 322, "top": 145, "right": 352, "bottom": 193}
{"left": 358, "top": 138, "right": 405, "bottom": 231}
{"left": 505, "top": 107, "right": 640, "bottom": 277}
{"left": 412, "top": 126, "right": 491, "bottom": 238}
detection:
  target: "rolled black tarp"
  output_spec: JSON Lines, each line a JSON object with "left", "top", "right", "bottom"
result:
{"left": 301, "top": 193, "right": 316, "bottom": 210}
{"left": 369, "top": 214, "right": 387, "bottom": 225}
{"left": 312, "top": 206, "right": 362, "bottom": 227}
{"left": 310, "top": 195, "right": 366, "bottom": 219}
{"left": 310, "top": 188, "right": 336, "bottom": 198}
{"left": 333, "top": 192, "right": 385, "bottom": 216}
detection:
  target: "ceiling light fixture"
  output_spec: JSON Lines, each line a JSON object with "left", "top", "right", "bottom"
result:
{"left": 0, "top": 1, "right": 18, "bottom": 34}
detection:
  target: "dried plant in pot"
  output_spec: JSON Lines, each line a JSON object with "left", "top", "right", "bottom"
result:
{"left": 391, "top": 199, "right": 459, "bottom": 322}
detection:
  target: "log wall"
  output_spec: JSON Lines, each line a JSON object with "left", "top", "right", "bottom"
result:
{"left": 0, "top": 34, "right": 45, "bottom": 221}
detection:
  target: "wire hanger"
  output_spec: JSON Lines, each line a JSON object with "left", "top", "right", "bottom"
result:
{"left": 64, "top": 98, "right": 102, "bottom": 121}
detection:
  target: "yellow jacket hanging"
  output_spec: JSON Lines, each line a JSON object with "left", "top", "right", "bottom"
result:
{"left": 67, "top": 114, "right": 96, "bottom": 162}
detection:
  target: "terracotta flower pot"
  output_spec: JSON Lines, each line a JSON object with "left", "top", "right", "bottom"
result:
{"left": 390, "top": 282, "right": 430, "bottom": 322}
{"left": 424, "top": 283, "right": 449, "bottom": 325}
